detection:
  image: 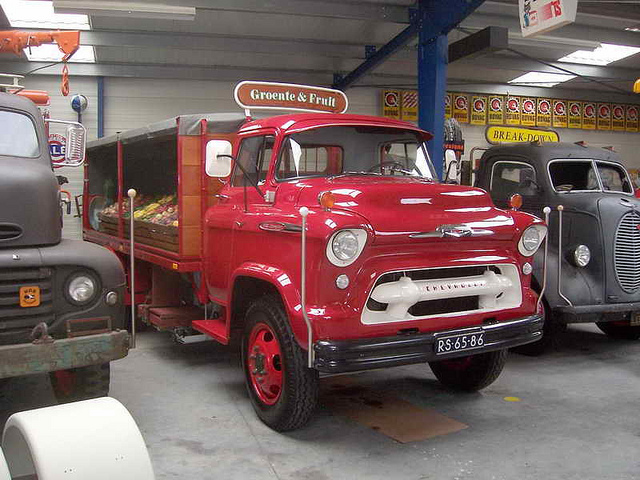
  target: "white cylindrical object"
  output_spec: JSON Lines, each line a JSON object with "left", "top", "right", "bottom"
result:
{"left": 2, "top": 397, "right": 154, "bottom": 480}
{"left": 0, "top": 448, "right": 10, "bottom": 480}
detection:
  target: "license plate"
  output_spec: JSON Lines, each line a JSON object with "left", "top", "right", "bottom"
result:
{"left": 435, "top": 332, "right": 484, "bottom": 355}
{"left": 19, "top": 286, "right": 40, "bottom": 308}
{"left": 632, "top": 313, "right": 640, "bottom": 327}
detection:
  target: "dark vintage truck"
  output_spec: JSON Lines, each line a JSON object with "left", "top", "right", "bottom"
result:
{"left": 0, "top": 88, "right": 128, "bottom": 401}
{"left": 474, "top": 142, "right": 640, "bottom": 354}
{"left": 82, "top": 81, "right": 547, "bottom": 431}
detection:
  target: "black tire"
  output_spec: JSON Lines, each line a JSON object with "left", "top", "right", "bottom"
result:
{"left": 511, "top": 300, "right": 561, "bottom": 356}
{"left": 49, "top": 363, "right": 110, "bottom": 403}
{"left": 429, "top": 350, "right": 508, "bottom": 392}
{"left": 596, "top": 321, "right": 640, "bottom": 340}
{"left": 242, "top": 295, "right": 319, "bottom": 432}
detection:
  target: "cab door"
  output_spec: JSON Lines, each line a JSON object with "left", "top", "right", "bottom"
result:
{"left": 204, "top": 133, "right": 274, "bottom": 301}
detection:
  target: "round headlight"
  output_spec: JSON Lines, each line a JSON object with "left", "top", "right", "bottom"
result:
{"left": 332, "top": 231, "right": 359, "bottom": 261}
{"left": 326, "top": 229, "right": 367, "bottom": 267}
{"left": 573, "top": 244, "right": 591, "bottom": 267}
{"left": 68, "top": 275, "right": 97, "bottom": 304}
{"left": 518, "top": 225, "right": 547, "bottom": 257}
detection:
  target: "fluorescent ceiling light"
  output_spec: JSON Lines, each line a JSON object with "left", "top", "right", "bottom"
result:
{"left": 508, "top": 71, "right": 576, "bottom": 88}
{"left": 0, "top": 0, "right": 90, "bottom": 29}
{"left": 25, "top": 44, "right": 95, "bottom": 63}
{"left": 558, "top": 43, "right": 640, "bottom": 66}
{"left": 53, "top": 1, "right": 196, "bottom": 21}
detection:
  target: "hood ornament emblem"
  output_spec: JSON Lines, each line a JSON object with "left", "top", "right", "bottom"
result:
{"left": 410, "top": 224, "right": 474, "bottom": 239}
{"left": 12, "top": 254, "right": 20, "bottom": 261}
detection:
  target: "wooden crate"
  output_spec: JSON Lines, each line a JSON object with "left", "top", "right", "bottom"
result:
{"left": 98, "top": 212, "right": 179, "bottom": 252}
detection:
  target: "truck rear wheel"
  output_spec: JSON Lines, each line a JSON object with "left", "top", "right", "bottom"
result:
{"left": 242, "top": 296, "right": 318, "bottom": 431}
{"left": 49, "top": 363, "right": 110, "bottom": 403}
{"left": 596, "top": 321, "right": 640, "bottom": 340}
{"left": 429, "top": 350, "right": 507, "bottom": 392}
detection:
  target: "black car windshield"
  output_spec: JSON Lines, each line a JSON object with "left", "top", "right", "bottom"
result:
{"left": 0, "top": 110, "right": 39, "bottom": 158}
{"left": 275, "top": 126, "right": 435, "bottom": 181}
{"left": 549, "top": 160, "right": 633, "bottom": 194}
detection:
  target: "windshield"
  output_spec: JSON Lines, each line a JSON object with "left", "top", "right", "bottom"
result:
{"left": 0, "top": 110, "right": 39, "bottom": 158}
{"left": 548, "top": 160, "right": 633, "bottom": 194}
{"left": 275, "top": 126, "right": 435, "bottom": 181}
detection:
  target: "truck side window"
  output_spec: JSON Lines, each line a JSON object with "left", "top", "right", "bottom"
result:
{"left": 490, "top": 161, "right": 537, "bottom": 202}
{"left": 232, "top": 135, "right": 275, "bottom": 187}
{"left": 597, "top": 163, "right": 632, "bottom": 193}
{"left": 0, "top": 110, "right": 39, "bottom": 158}
{"left": 549, "top": 161, "right": 599, "bottom": 192}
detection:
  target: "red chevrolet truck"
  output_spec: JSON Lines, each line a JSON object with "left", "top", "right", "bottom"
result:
{"left": 84, "top": 82, "right": 546, "bottom": 431}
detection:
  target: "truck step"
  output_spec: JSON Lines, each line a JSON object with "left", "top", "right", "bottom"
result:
{"left": 148, "top": 306, "right": 204, "bottom": 330}
{"left": 192, "top": 319, "right": 228, "bottom": 345}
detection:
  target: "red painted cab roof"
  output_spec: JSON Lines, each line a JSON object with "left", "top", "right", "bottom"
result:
{"left": 238, "top": 113, "right": 433, "bottom": 140}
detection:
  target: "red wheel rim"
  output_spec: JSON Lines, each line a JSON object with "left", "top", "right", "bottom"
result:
{"left": 247, "top": 322, "right": 283, "bottom": 405}
{"left": 53, "top": 370, "right": 76, "bottom": 397}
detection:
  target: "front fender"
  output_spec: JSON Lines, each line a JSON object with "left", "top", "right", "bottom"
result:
{"left": 230, "top": 262, "right": 309, "bottom": 348}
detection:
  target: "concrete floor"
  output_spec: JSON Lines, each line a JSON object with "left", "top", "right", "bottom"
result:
{"left": 2, "top": 324, "right": 640, "bottom": 480}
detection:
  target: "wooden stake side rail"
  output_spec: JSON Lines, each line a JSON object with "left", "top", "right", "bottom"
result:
{"left": 84, "top": 229, "right": 202, "bottom": 273}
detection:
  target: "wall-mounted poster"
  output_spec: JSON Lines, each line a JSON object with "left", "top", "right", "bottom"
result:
{"left": 401, "top": 91, "right": 418, "bottom": 122}
{"left": 582, "top": 102, "right": 596, "bottom": 130}
{"left": 568, "top": 101, "right": 582, "bottom": 129}
{"left": 470, "top": 96, "right": 488, "bottom": 125}
{"left": 382, "top": 90, "right": 400, "bottom": 119}
{"left": 611, "top": 104, "right": 626, "bottom": 131}
{"left": 521, "top": 97, "right": 536, "bottom": 126}
{"left": 506, "top": 96, "right": 521, "bottom": 125}
{"left": 536, "top": 98, "right": 551, "bottom": 127}
{"left": 453, "top": 93, "right": 470, "bottom": 123}
{"left": 445, "top": 93, "right": 452, "bottom": 119}
{"left": 552, "top": 100, "right": 567, "bottom": 128}
{"left": 488, "top": 95, "right": 505, "bottom": 125}
{"left": 597, "top": 103, "right": 611, "bottom": 130}
{"left": 626, "top": 105, "right": 639, "bottom": 132}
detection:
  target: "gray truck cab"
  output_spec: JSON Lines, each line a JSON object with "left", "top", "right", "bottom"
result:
{"left": 475, "top": 142, "right": 640, "bottom": 353}
{"left": 0, "top": 91, "right": 128, "bottom": 401}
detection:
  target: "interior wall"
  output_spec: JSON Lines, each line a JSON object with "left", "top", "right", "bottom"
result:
{"left": 21, "top": 74, "right": 640, "bottom": 240}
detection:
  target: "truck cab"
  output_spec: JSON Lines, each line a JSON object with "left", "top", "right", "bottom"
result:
{"left": 0, "top": 91, "right": 128, "bottom": 401}
{"left": 83, "top": 82, "right": 546, "bottom": 431}
{"left": 475, "top": 142, "right": 640, "bottom": 353}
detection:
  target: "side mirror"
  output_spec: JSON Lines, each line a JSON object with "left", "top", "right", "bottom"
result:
{"left": 205, "top": 140, "right": 233, "bottom": 178}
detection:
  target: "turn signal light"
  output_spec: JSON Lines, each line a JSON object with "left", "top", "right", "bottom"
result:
{"left": 318, "top": 191, "right": 336, "bottom": 209}
{"left": 509, "top": 193, "right": 523, "bottom": 210}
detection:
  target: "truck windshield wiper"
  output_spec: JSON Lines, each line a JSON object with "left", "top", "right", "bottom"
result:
{"left": 329, "top": 171, "right": 382, "bottom": 180}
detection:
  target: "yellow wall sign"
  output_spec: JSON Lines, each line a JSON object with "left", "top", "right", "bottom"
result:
{"left": 485, "top": 126, "right": 560, "bottom": 145}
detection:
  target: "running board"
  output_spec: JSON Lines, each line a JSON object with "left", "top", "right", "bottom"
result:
{"left": 192, "top": 319, "right": 228, "bottom": 345}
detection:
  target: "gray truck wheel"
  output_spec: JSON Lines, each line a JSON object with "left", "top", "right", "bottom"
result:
{"left": 596, "top": 321, "right": 640, "bottom": 340}
{"left": 429, "top": 350, "right": 508, "bottom": 392}
{"left": 49, "top": 363, "right": 110, "bottom": 403}
{"left": 242, "top": 295, "right": 319, "bottom": 431}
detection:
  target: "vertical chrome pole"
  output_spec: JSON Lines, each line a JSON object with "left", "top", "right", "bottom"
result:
{"left": 128, "top": 189, "right": 137, "bottom": 349}
{"left": 299, "top": 207, "right": 314, "bottom": 368}
{"left": 556, "top": 205, "right": 573, "bottom": 307}
{"left": 537, "top": 206, "right": 551, "bottom": 311}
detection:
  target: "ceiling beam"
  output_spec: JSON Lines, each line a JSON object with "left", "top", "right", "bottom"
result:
{"left": 460, "top": 13, "right": 640, "bottom": 47}
{"left": 55, "top": 0, "right": 412, "bottom": 24}
{"left": 80, "top": 30, "right": 415, "bottom": 59}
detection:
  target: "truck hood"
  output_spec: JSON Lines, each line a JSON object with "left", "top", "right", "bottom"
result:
{"left": 0, "top": 157, "right": 61, "bottom": 248}
{"left": 294, "top": 176, "right": 516, "bottom": 244}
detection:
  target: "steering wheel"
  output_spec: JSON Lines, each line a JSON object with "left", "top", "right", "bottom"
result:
{"left": 368, "top": 161, "right": 411, "bottom": 175}
{"left": 556, "top": 184, "right": 574, "bottom": 192}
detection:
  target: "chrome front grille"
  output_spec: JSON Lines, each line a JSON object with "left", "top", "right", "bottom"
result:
{"left": 0, "top": 268, "right": 55, "bottom": 340}
{"left": 614, "top": 212, "right": 640, "bottom": 293}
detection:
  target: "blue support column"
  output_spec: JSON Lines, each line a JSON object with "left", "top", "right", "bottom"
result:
{"left": 97, "top": 76, "right": 105, "bottom": 138}
{"left": 419, "top": 34, "right": 448, "bottom": 180}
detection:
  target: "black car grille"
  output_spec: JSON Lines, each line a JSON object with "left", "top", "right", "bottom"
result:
{"left": 0, "top": 267, "right": 55, "bottom": 343}
{"left": 614, "top": 212, "right": 640, "bottom": 293}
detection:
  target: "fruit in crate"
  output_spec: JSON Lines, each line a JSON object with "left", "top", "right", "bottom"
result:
{"left": 99, "top": 194, "right": 179, "bottom": 227}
